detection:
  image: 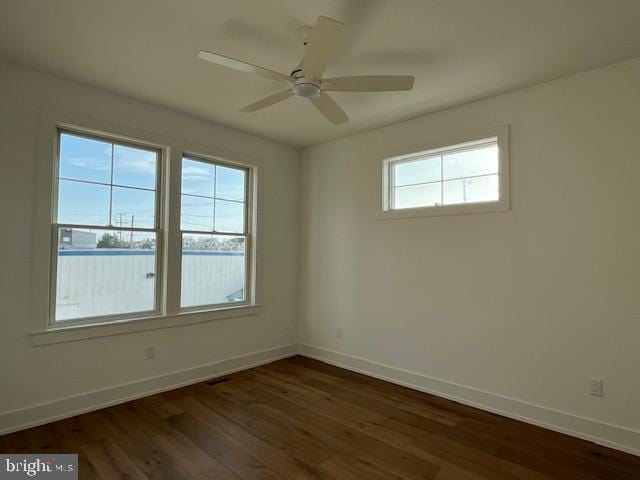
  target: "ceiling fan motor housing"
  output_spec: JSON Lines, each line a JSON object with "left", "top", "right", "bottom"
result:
{"left": 292, "top": 80, "right": 320, "bottom": 98}
{"left": 290, "top": 68, "right": 320, "bottom": 97}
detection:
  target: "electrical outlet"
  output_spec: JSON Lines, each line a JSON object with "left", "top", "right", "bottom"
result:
{"left": 336, "top": 327, "right": 343, "bottom": 339}
{"left": 145, "top": 346, "right": 156, "bottom": 360}
{"left": 588, "top": 378, "right": 603, "bottom": 397}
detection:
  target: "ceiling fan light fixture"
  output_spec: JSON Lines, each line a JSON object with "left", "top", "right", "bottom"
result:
{"left": 293, "top": 82, "right": 320, "bottom": 98}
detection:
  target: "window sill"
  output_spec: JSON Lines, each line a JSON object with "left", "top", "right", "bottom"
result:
{"left": 29, "top": 304, "right": 262, "bottom": 346}
{"left": 378, "top": 200, "right": 509, "bottom": 220}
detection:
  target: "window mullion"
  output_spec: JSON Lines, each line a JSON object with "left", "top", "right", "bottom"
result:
{"left": 440, "top": 154, "right": 444, "bottom": 206}
{"left": 108, "top": 143, "right": 114, "bottom": 226}
{"left": 55, "top": 223, "right": 157, "bottom": 233}
{"left": 389, "top": 164, "right": 394, "bottom": 210}
{"left": 212, "top": 165, "right": 217, "bottom": 232}
{"left": 164, "top": 148, "right": 183, "bottom": 316}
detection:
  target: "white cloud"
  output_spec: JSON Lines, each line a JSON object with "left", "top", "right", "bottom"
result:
{"left": 182, "top": 165, "right": 213, "bottom": 182}
{"left": 68, "top": 157, "right": 110, "bottom": 170}
{"left": 114, "top": 147, "right": 157, "bottom": 175}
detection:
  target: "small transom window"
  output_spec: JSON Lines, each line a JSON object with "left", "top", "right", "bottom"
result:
{"left": 382, "top": 129, "right": 508, "bottom": 217}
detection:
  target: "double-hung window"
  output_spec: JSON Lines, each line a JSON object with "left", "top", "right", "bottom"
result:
{"left": 48, "top": 126, "right": 256, "bottom": 332}
{"left": 382, "top": 127, "right": 509, "bottom": 217}
{"left": 54, "top": 131, "right": 162, "bottom": 322}
{"left": 180, "top": 156, "right": 249, "bottom": 309}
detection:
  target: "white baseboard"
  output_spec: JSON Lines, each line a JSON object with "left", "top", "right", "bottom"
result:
{"left": 3, "top": 342, "right": 639, "bottom": 459}
{"left": 0, "top": 344, "right": 297, "bottom": 436}
{"left": 298, "top": 343, "right": 640, "bottom": 458}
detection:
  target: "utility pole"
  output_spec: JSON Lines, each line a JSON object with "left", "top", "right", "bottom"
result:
{"left": 462, "top": 178, "right": 469, "bottom": 202}
{"left": 130, "top": 215, "right": 134, "bottom": 247}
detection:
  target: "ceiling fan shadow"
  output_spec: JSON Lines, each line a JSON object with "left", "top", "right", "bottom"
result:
{"left": 337, "top": 0, "right": 386, "bottom": 49}
{"left": 345, "top": 49, "right": 438, "bottom": 70}
{"left": 218, "top": 18, "right": 300, "bottom": 59}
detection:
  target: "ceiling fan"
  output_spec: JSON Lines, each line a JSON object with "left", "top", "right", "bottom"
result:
{"left": 197, "top": 16, "right": 415, "bottom": 125}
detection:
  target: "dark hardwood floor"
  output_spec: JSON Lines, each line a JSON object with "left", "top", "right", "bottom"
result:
{"left": 1, "top": 356, "right": 639, "bottom": 479}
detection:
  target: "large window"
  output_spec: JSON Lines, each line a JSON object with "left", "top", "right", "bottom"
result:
{"left": 180, "top": 156, "right": 248, "bottom": 309}
{"left": 382, "top": 129, "right": 509, "bottom": 217}
{"left": 54, "top": 131, "right": 161, "bottom": 322}
{"left": 50, "top": 128, "right": 256, "bottom": 328}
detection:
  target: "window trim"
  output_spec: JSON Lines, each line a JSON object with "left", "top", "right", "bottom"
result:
{"left": 30, "top": 107, "right": 262, "bottom": 346}
{"left": 379, "top": 126, "right": 510, "bottom": 219}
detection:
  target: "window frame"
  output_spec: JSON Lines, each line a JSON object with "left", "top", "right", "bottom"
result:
{"left": 30, "top": 107, "right": 261, "bottom": 346}
{"left": 380, "top": 126, "right": 510, "bottom": 219}
{"left": 178, "top": 153, "right": 253, "bottom": 313}
{"left": 50, "top": 128, "right": 165, "bottom": 327}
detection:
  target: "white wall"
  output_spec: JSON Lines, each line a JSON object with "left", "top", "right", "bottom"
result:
{"left": 299, "top": 58, "right": 640, "bottom": 453}
{"left": 0, "top": 62, "right": 299, "bottom": 427}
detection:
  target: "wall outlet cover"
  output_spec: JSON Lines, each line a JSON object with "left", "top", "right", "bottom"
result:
{"left": 589, "top": 378, "right": 603, "bottom": 397}
{"left": 145, "top": 346, "right": 156, "bottom": 360}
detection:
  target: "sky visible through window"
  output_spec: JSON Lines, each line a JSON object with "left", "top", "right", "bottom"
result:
{"left": 57, "top": 133, "right": 247, "bottom": 239}
{"left": 181, "top": 157, "right": 246, "bottom": 234}
{"left": 391, "top": 143, "right": 499, "bottom": 209}
{"left": 58, "top": 132, "right": 158, "bottom": 230}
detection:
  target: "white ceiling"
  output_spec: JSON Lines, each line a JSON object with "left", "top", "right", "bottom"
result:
{"left": 2, "top": 0, "right": 640, "bottom": 147}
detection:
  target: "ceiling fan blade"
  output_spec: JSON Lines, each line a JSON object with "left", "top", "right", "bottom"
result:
{"left": 197, "top": 50, "right": 292, "bottom": 84}
{"left": 302, "top": 16, "right": 345, "bottom": 79}
{"left": 322, "top": 75, "right": 415, "bottom": 92}
{"left": 239, "top": 90, "right": 295, "bottom": 113}
{"left": 309, "top": 92, "right": 349, "bottom": 124}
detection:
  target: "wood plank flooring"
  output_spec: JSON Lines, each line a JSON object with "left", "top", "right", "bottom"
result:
{"left": 1, "top": 356, "right": 639, "bottom": 479}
